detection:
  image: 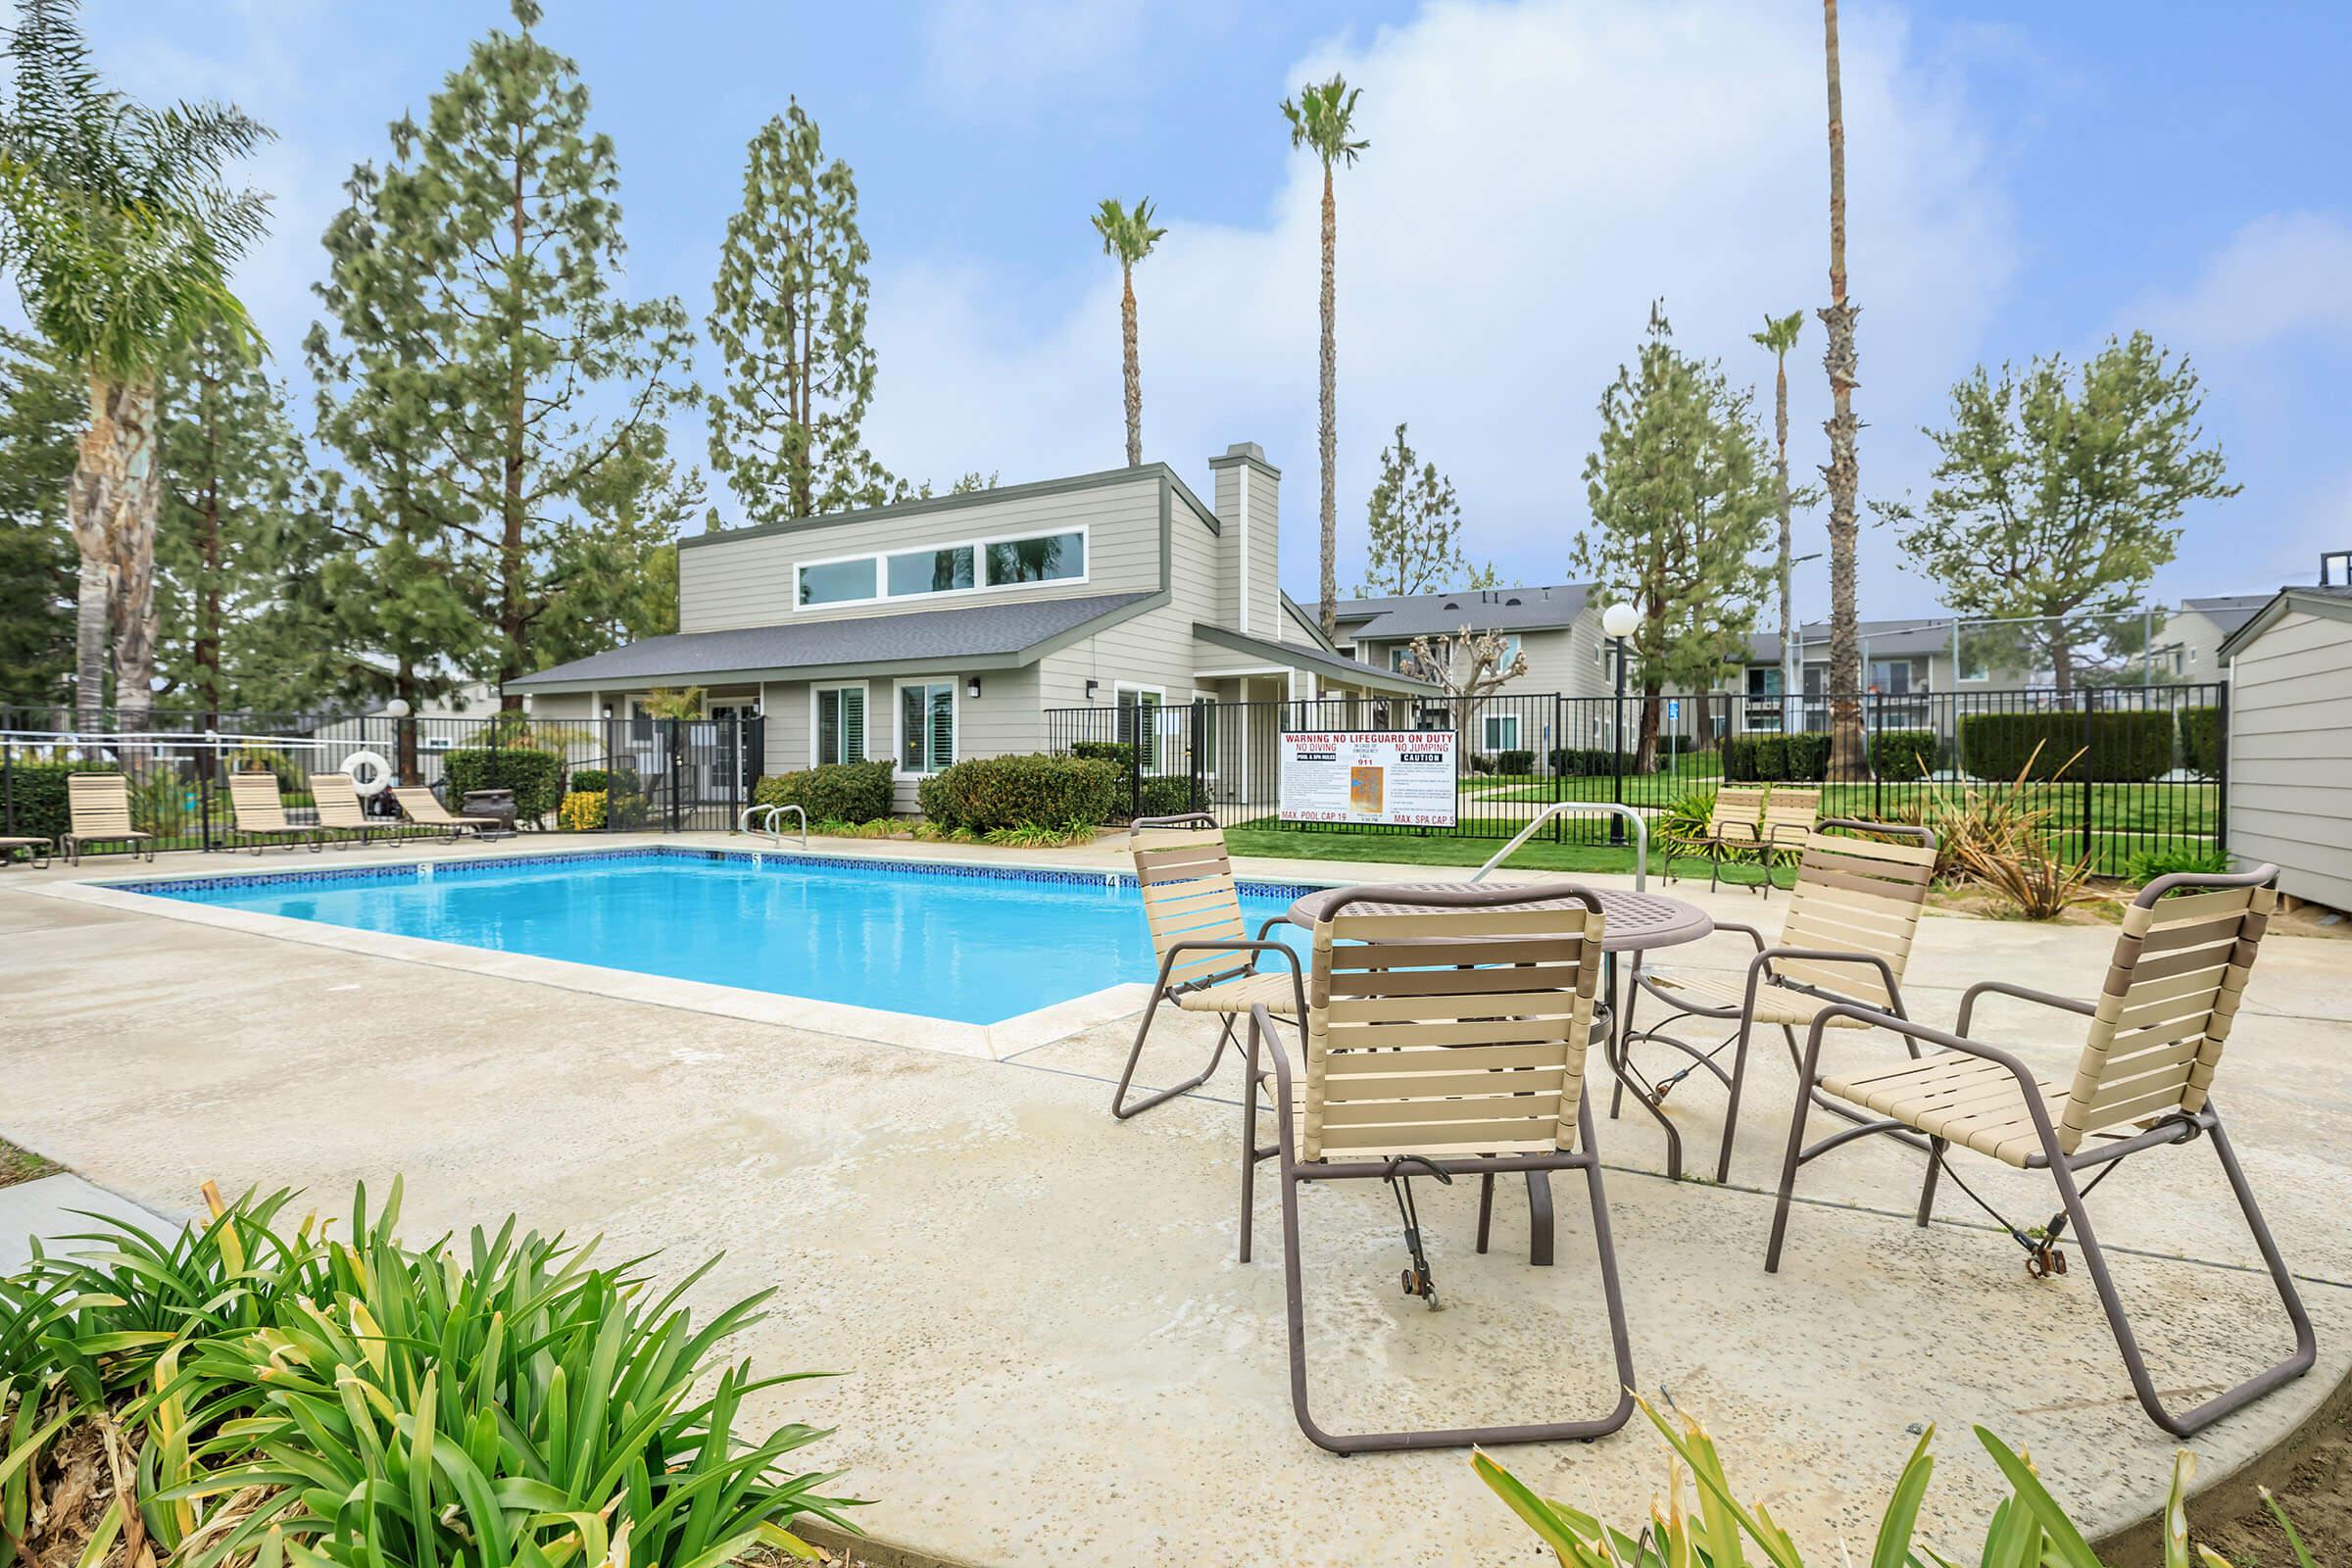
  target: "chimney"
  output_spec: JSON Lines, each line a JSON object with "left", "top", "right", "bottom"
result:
{"left": 2323, "top": 549, "right": 2350, "bottom": 587}
{"left": 1209, "top": 442, "right": 1281, "bottom": 637}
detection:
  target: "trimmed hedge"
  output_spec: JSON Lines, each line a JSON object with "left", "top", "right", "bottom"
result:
{"left": 2178, "top": 706, "right": 2223, "bottom": 778}
{"left": 1723, "top": 733, "right": 1831, "bottom": 782}
{"left": 0, "top": 761, "right": 116, "bottom": 842}
{"left": 918, "top": 753, "right": 1119, "bottom": 834}
{"left": 1957, "top": 710, "right": 2173, "bottom": 783}
{"left": 440, "top": 747, "right": 566, "bottom": 824}
{"left": 1866, "top": 729, "right": 1939, "bottom": 782}
{"left": 754, "top": 760, "right": 894, "bottom": 824}
{"left": 1138, "top": 775, "right": 1201, "bottom": 817}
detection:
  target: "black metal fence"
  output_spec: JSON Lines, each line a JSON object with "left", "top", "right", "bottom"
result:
{"left": 1044, "top": 683, "right": 2227, "bottom": 875}
{"left": 0, "top": 706, "right": 764, "bottom": 856}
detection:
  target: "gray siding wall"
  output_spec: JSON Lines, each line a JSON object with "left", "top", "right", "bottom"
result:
{"left": 1038, "top": 500, "right": 1220, "bottom": 710}
{"left": 1350, "top": 616, "right": 1604, "bottom": 703}
{"left": 758, "top": 667, "right": 1046, "bottom": 813}
{"left": 2227, "top": 607, "right": 2352, "bottom": 909}
{"left": 678, "top": 472, "right": 1164, "bottom": 633}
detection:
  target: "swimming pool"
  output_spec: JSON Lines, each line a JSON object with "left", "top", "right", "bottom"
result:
{"left": 121, "top": 849, "right": 1319, "bottom": 1027}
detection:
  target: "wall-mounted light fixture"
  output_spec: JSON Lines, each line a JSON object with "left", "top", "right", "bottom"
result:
{"left": 1084, "top": 678, "right": 1101, "bottom": 702}
{"left": 966, "top": 676, "right": 982, "bottom": 700}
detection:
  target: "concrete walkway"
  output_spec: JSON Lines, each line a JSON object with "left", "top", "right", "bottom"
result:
{"left": 2, "top": 833, "right": 2346, "bottom": 1565}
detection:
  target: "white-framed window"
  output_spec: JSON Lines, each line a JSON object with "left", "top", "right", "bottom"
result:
{"left": 1482, "top": 712, "right": 1520, "bottom": 752}
{"left": 1115, "top": 683, "right": 1164, "bottom": 770}
{"left": 811, "top": 684, "right": 866, "bottom": 767}
{"left": 1193, "top": 690, "right": 1219, "bottom": 774}
{"left": 795, "top": 526, "right": 1089, "bottom": 612}
{"left": 895, "top": 680, "right": 956, "bottom": 775}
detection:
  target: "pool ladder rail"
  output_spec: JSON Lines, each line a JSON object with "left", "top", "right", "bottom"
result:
{"left": 738, "top": 802, "right": 808, "bottom": 850}
{"left": 1469, "top": 801, "right": 1647, "bottom": 890}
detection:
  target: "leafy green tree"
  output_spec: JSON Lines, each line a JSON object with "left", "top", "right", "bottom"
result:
{"left": 1573, "top": 305, "right": 1776, "bottom": 770}
{"left": 309, "top": 0, "right": 696, "bottom": 718}
{"left": 1357, "top": 421, "right": 1494, "bottom": 597}
{"left": 1883, "top": 332, "right": 2237, "bottom": 691}
{"left": 1751, "top": 310, "right": 1807, "bottom": 723}
{"left": 707, "top": 101, "right": 892, "bottom": 524}
{"left": 0, "top": 0, "right": 271, "bottom": 730}
{"left": 1091, "top": 197, "right": 1165, "bottom": 467}
{"left": 1282, "top": 74, "right": 1368, "bottom": 643}
{"left": 155, "top": 324, "right": 330, "bottom": 722}
{"left": 1819, "top": 0, "right": 1863, "bottom": 767}
{"left": 0, "top": 330, "right": 79, "bottom": 711}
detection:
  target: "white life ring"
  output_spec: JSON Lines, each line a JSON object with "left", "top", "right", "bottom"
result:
{"left": 343, "top": 749, "right": 392, "bottom": 796}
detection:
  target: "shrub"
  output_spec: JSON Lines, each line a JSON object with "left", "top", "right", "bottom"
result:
{"left": 2125, "top": 844, "right": 2230, "bottom": 886}
{"left": 1957, "top": 709, "right": 2173, "bottom": 783}
{"left": 440, "top": 745, "right": 566, "bottom": 824}
{"left": 755, "top": 759, "right": 895, "bottom": 823}
{"left": 1656, "top": 788, "right": 1718, "bottom": 852}
{"left": 0, "top": 760, "right": 115, "bottom": 842}
{"left": 1722, "top": 732, "right": 1830, "bottom": 781}
{"left": 918, "top": 753, "right": 1119, "bottom": 833}
{"left": 1069, "top": 740, "right": 1137, "bottom": 770}
{"left": 1490, "top": 748, "right": 1535, "bottom": 775}
{"left": 0, "top": 1182, "right": 856, "bottom": 1568}
{"left": 1137, "top": 773, "right": 1201, "bottom": 817}
{"left": 1865, "top": 728, "right": 1939, "bottom": 781}
{"left": 1477, "top": 1395, "right": 2298, "bottom": 1568}
{"left": 2178, "top": 704, "right": 2223, "bottom": 777}
{"left": 558, "top": 789, "right": 607, "bottom": 831}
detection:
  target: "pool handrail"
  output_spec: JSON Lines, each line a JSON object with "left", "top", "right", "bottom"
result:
{"left": 1470, "top": 801, "right": 1647, "bottom": 891}
{"left": 738, "top": 801, "right": 808, "bottom": 850}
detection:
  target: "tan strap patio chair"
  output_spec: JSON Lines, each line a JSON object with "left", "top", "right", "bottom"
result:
{"left": 0, "top": 836, "right": 52, "bottom": 869}
{"left": 1622, "top": 820, "right": 1937, "bottom": 1181}
{"left": 61, "top": 772, "right": 154, "bottom": 865}
{"left": 1110, "top": 813, "right": 1303, "bottom": 1119}
{"left": 310, "top": 772, "right": 396, "bottom": 847}
{"left": 390, "top": 786, "right": 500, "bottom": 844}
{"left": 1765, "top": 866, "right": 2314, "bottom": 1438}
{"left": 1240, "top": 881, "right": 1634, "bottom": 1452}
{"left": 1759, "top": 785, "right": 1822, "bottom": 871}
{"left": 1662, "top": 784, "right": 1767, "bottom": 894}
{"left": 227, "top": 771, "right": 323, "bottom": 855}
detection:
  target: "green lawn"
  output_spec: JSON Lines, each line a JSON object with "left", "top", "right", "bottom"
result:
{"left": 1224, "top": 825, "right": 1660, "bottom": 878}
{"left": 0, "top": 1137, "right": 60, "bottom": 1190}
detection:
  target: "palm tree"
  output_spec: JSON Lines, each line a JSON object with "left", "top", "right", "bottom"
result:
{"left": 1818, "top": 0, "right": 1864, "bottom": 771}
{"left": 1281, "top": 74, "right": 1367, "bottom": 643}
{"left": 1091, "top": 197, "right": 1165, "bottom": 468}
{"left": 0, "top": 0, "right": 270, "bottom": 733}
{"left": 1752, "top": 309, "right": 1803, "bottom": 730}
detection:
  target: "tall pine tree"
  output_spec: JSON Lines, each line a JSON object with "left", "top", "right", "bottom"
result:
{"left": 1573, "top": 305, "right": 1776, "bottom": 770}
{"left": 0, "top": 331, "right": 80, "bottom": 713}
{"left": 707, "top": 101, "right": 894, "bottom": 525}
{"left": 1357, "top": 421, "right": 1495, "bottom": 597}
{"left": 156, "top": 324, "right": 330, "bottom": 722}
{"left": 310, "top": 0, "right": 696, "bottom": 717}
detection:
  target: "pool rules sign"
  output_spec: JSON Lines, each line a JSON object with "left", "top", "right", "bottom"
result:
{"left": 1278, "top": 730, "right": 1458, "bottom": 827}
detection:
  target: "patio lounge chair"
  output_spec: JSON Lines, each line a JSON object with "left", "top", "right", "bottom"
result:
{"left": 1758, "top": 785, "right": 1822, "bottom": 880}
{"left": 1111, "top": 813, "right": 1303, "bottom": 1119}
{"left": 227, "top": 771, "right": 323, "bottom": 855}
{"left": 1240, "top": 882, "right": 1635, "bottom": 1452}
{"left": 61, "top": 773, "right": 154, "bottom": 865}
{"left": 1622, "top": 820, "right": 1937, "bottom": 1182}
{"left": 390, "top": 785, "right": 500, "bottom": 844}
{"left": 1662, "top": 784, "right": 1767, "bottom": 894}
{"left": 0, "top": 836, "right": 51, "bottom": 869}
{"left": 1765, "top": 866, "right": 2314, "bottom": 1438}
{"left": 310, "top": 772, "right": 396, "bottom": 847}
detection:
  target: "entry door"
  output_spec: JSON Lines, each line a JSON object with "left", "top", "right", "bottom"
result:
{"left": 706, "top": 703, "right": 759, "bottom": 798}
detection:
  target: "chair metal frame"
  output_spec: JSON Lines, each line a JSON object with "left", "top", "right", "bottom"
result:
{"left": 1764, "top": 867, "right": 2315, "bottom": 1437}
{"left": 1238, "top": 881, "right": 1636, "bottom": 1453}
{"left": 227, "top": 770, "right": 325, "bottom": 856}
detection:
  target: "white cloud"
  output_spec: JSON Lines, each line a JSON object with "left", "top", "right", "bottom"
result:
{"left": 2137, "top": 211, "right": 2352, "bottom": 354}
{"left": 861, "top": 0, "right": 2016, "bottom": 613}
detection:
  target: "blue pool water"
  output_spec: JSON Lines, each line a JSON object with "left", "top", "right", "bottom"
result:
{"left": 128, "top": 850, "right": 1317, "bottom": 1026}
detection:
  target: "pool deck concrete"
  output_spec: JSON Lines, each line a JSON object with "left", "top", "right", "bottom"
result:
{"left": 2, "top": 830, "right": 2348, "bottom": 1565}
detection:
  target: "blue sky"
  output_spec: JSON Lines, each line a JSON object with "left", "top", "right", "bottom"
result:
{"left": 73, "top": 0, "right": 2352, "bottom": 619}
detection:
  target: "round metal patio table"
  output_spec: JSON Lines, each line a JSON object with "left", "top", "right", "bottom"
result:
{"left": 1279, "top": 884, "right": 1714, "bottom": 1260}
